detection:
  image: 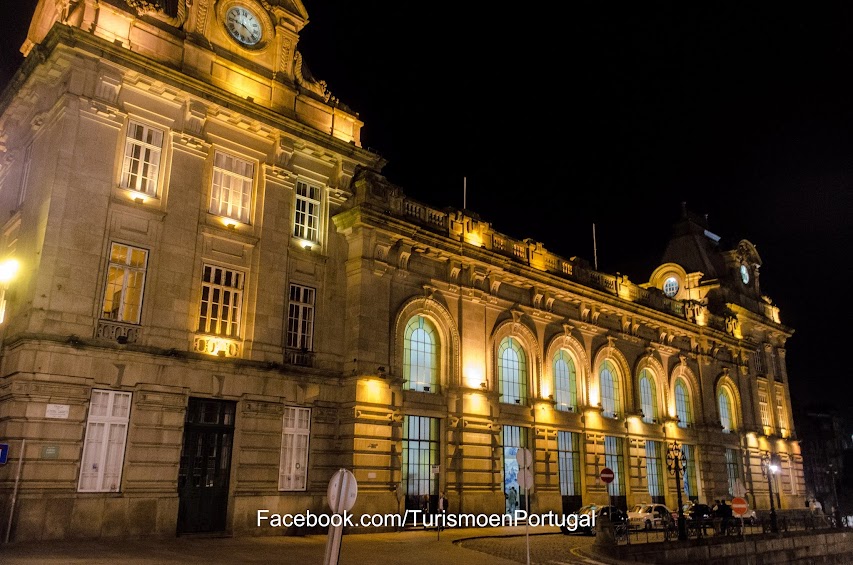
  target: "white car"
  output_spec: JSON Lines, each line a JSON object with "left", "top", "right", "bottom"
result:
{"left": 627, "top": 503, "right": 675, "bottom": 530}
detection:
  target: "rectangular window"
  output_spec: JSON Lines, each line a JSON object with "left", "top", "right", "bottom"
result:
{"left": 102, "top": 243, "right": 148, "bottom": 324}
{"left": 645, "top": 440, "right": 665, "bottom": 502}
{"left": 121, "top": 121, "right": 164, "bottom": 196}
{"left": 78, "top": 389, "right": 132, "bottom": 492}
{"left": 279, "top": 406, "right": 311, "bottom": 491}
{"left": 198, "top": 264, "right": 244, "bottom": 337}
{"left": 604, "top": 435, "right": 625, "bottom": 496}
{"left": 752, "top": 349, "right": 765, "bottom": 374}
{"left": 402, "top": 416, "right": 440, "bottom": 508}
{"left": 287, "top": 284, "right": 315, "bottom": 350}
{"left": 681, "top": 443, "right": 698, "bottom": 501}
{"left": 18, "top": 142, "right": 33, "bottom": 207}
{"left": 775, "top": 385, "right": 787, "bottom": 437}
{"left": 558, "top": 431, "right": 581, "bottom": 496}
{"left": 210, "top": 151, "right": 253, "bottom": 223}
{"left": 725, "top": 448, "right": 741, "bottom": 497}
{"left": 758, "top": 384, "right": 772, "bottom": 431}
{"left": 293, "top": 181, "right": 322, "bottom": 243}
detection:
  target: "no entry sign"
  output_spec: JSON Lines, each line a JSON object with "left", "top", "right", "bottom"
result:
{"left": 731, "top": 497, "right": 748, "bottom": 516}
{"left": 600, "top": 467, "right": 615, "bottom": 484}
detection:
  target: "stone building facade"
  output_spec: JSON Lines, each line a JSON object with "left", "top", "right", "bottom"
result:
{"left": 0, "top": 0, "right": 803, "bottom": 542}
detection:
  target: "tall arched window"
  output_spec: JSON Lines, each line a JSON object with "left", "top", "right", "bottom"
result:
{"left": 639, "top": 369, "right": 658, "bottom": 424}
{"left": 599, "top": 360, "right": 621, "bottom": 418}
{"left": 403, "top": 315, "right": 439, "bottom": 392}
{"left": 498, "top": 337, "right": 527, "bottom": 404}
{"left": 674, "top": 379, "right": 692, "bottom": 428}
{"left": 718, "top": 388, "right": 734, "bottom": 433}
{"left": 554, "top": 350, "right": 577, "bottom": 412}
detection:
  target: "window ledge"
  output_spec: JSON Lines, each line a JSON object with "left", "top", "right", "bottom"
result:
{"left": 193, "top": 334, "right": 241, "bottom": 358}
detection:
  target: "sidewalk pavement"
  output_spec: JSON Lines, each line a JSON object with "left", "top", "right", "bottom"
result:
{"left": 0, "top": 526, "right": 569, "bottom": 565}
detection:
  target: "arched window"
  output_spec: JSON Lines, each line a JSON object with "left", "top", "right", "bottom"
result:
{"left": 498, "top": 337, "right": 527, "bottom": 404}
{"left": 718, "top": 388, "right": 734, "bottom": 432}
{"left": 674, "top": 379, "right": 692, "bottom": 428}
{"left": 403, "top": 315, "right": 439, "bottom": 392}
{"left": 599, "top": 360, "right": 621, "bottom": 418}
{"left": 639, "top": 369, "right": 658, "bottom": 424}
{"left": 554, "top": 350, "right": 577, "bottom": 412}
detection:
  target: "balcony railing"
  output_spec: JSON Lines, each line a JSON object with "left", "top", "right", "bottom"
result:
{"left": 285, "top": 348, "right": 314, "bottom": 367}
{"left": 96, "top": 320, "right": 141, "bottom": 344}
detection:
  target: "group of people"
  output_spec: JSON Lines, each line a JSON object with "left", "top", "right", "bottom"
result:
{"left": 710, "top": 499, "right": 734, "bottom": 535}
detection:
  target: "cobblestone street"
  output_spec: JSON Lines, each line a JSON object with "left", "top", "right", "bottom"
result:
{"left": 458, "top": 532, "right": 613, "bottom": 564}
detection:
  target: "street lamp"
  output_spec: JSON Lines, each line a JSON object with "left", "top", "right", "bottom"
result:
{"left": 761, "top": 452, "right": 779, "bottom": 533}
{"left": 827, "top": 463, "right": 842, "bottom": 527}
{"left": 666, "top": 441, "right": 688, "bottom": 541}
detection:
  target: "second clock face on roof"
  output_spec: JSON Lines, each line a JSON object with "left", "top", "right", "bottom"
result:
{"left": 225, "top": 5, "right": 263, "bottom": 47}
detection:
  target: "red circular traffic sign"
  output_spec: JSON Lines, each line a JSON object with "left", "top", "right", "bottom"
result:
{"left": 731, "top": 497, "right": 748, "bottom": 516}
{"left": 600, "top": 467, "right": 615, "bottom": 484}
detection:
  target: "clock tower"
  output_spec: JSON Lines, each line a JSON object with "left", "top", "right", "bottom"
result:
{"left": 22, "top": 0, "right": 361, "bottom": 143}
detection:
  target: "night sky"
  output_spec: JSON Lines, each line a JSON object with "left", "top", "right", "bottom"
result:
{"left": 2, "top": 1, "right": 852, "bottom": 415}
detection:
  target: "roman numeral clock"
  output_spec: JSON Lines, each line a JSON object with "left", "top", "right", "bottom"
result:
{"left": 225, "top": 5, "right": 263, "bottom": 46}
{"left": 216, "top": 0, "right": 276, "bottom": 52}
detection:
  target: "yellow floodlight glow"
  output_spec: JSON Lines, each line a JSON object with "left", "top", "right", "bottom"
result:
{"left": 464, "top": 363, "right": 484, "bottom": 389}
{"left": 0, "top": 258, "right": 20, "bottom": 285}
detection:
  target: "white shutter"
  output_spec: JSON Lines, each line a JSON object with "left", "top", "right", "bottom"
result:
{"left": 78, "top": 390, "right": 132, "bottom": 492}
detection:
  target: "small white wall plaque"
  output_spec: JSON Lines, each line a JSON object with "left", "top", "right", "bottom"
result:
{"left": 45, "top": 404, "right": 70, "bottom": 419}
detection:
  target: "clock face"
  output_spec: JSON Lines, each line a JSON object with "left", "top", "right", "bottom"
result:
{"left": 740, "top": 264, "right": 750, "bottom": 284}
{"left": 225, "top": 6, "right": 263, "bottom": 46}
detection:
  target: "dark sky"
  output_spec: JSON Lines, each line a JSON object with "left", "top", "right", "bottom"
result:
{"left": 3, "top": 1, "right": 852, "bottom": 415}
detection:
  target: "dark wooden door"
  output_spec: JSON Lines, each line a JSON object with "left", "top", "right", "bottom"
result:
{"left": 177, "top": 398, "right": 235, "bottom": 534}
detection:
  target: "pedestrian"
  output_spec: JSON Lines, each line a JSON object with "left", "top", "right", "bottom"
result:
{"left": 812, "top": 498, "right": 823, "bottom": 515}
{"left": 720, "top": 499, "right": 732, "bottom": 535}
{"left": 711, "top": 499, "right": 722, "bottom": 536}
{"left": 438, "top": 491, "right": 449, "bottom": 530}
{"left": 421, "top": 493, "right": 430, "bottom": 528}
{"left": 507, "top": 487, "right": 518, "bottom": 513}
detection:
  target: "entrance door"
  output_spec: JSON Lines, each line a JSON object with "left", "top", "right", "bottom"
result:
{"left": 177, "top": 398, "right": 236, "bottom": 534}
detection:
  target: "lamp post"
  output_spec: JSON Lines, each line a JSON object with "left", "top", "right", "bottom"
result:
{"left": 761, "top": 452, "right": 779, "bottom": 533}
{"left": 666, "top": 440, "right": 688, "bottom": 541}
{"left": 827, "top": 463, "right": 842, "bottom": 527}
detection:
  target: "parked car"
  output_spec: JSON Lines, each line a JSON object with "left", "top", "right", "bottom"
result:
{"left": 563, "top": 504, "right": 628, "bottom": 536}
{"left": 627, "top": 503, "right": 675, "bottom": 530}
{"left": 683, "top": 502, "right": 714, "bottom": 525}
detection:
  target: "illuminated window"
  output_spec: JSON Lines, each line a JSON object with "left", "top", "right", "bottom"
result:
{"left": 78, "top": 389, "right": 131, "bottom": 492}
{"left": 558, "top": 431, "right": 581, "bottom": 496}
{"left": 101, "top": 243, "right": 148, "bottom": 324}
{"left": 197, "top": 265, "right": 244, "bottom": 337}
{"left": 681, "top": 443, "right": 698, "bottom": 501}
{"left": 279, "top": 407, "right": 311, "bottom": 491}
{"left": 121, "top": 121, "right": 163, "bottom": 196}
{"left": 663, "top": 277, "right": 679, "bottom": 298}
{"left": 645, "top": 440, "right": 665, "bottom": 503}
{"left": 287, "top": 284, "right": 315, "bottom": 350}
{"left": 775, "top": 385, "right": 787, "bottom": 436}
{"left": 553, "top": 350, "right": 577, "bottom": 412}
{"left": 758, "top": 384, "right": 772, "bottom": 431}
{"left": 604, "top": 436, "right": 625, "bottom": 496}
{"left": 599, "top": 360, "right": 621, "bottom": 418}
{"left": 498, "top": 337, "right": 527, "bottom": 404}
{"left": 718, "top": 388, "right": 734, "bottom": 432}
{"left": 403, "top": 315, "right": 439, "bottom": 392}
{"left": 294, "top": 181, "right": 322, "bottom": 243}
{"left": 675, "top": 379, "right": 692, "bottom": 428}
{"left": 725, "top": 448, "right": 741, "bottom": 497}
{"left": 639, "top": 369, "right": 658, "bottom": 423}
{"left": 210, "top": 151, "right": 253, "bottom": 223}
{"left": 403, "top": 416, "right": 440, "bottom": 508}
